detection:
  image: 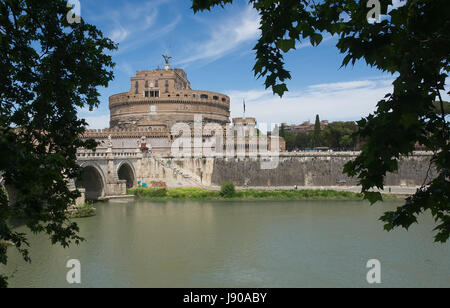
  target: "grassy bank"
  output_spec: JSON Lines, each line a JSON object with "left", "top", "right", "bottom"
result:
{"left": 67, "top": 202, "right": 96, "bottom": 218}
{"left": 127, "top": 187, "right": 393, "bottom": 201}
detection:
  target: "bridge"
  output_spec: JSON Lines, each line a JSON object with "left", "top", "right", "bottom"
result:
{"left": 4, "top": 142, "right": 434, "bottom": 206}
{"left": 75, "top": 146, "right": 141, "bottom": 202}
{"left": 74, "top": 142, "right": 206, "bottom": 204}
{"left": 1, "top": 142, "right": 205, "bottom": 206}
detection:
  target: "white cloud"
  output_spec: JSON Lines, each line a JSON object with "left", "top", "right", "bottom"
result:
{"left": 77, "top": 106, "right": 110, "bottom": 129}
{"left": 83, "top": 114, "right": 110, "bottom": 129}
{"left": 226, "top": 77, "right": 394, "bottom": 127}
{"left": 89, "top": 0, "right": 179, "bottom": 54}
{"left": 114, "top": 16, "right": 181, "bottom": 55}
{"left": 308, "top": 80, "right": 377, "bottom": 92}
{"left": 110, "top": 25, "right": 130, "bottom": 43}
{"left": 177, "top": 6, "right": 260, "bottom": 66}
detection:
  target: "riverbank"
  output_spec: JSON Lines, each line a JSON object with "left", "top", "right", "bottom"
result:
{"left": 67, "top": 203, "right": 96, "bottom": 218}
{"left": 232, "top": 185, "right": 418, "bottom": 196}
{"left": 127, "top": 187, "right": 398, "bottom": 201}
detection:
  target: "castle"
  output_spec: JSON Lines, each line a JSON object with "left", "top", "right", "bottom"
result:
{"left": 72, "top": 60, "right": 430, "bottom": 197}
{"left": 82, "top": 59, "right": 286, "bottom": 154}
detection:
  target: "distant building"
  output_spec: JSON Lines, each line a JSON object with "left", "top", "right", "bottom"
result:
{"left": 282, "top": 120, "right": 329, "bottom": 134}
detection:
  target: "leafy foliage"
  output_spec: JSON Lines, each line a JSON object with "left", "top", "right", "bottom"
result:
{"left": 131, "top": 187, "right": 168, "bottom": 198}
{"left": 192, "top": 0, "right": 450, "bottom": 242}
{"left": 281, "top": 120, "right": 359, "bottom": 151}
{"left": 321, "top": 121, "right": 360, "bottom": 150}
{"left": 129, "top": 187, "right": 376, "bottom": 201}
{"left": 0, "top": 0, "right": 116, "bottom": 287}
{"left": 220, "top": 181, "right": 236, "bottom": 198}
{"left": 313, "top": 115, "right": 321, "bottom": 147}
{"left": 433, "top": 101, "right": 450, "bottom": 115}
{"left": 67, "top": 202, "right": 96, "bottom": 219}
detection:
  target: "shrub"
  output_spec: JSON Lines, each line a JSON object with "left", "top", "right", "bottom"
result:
{"left": 151, "top": 188, "right": 168, "bottom": 197}
{"left": 130, "top": 187, "right": 168, "bottom": 198}
{"left": 68, "top": 202, "right": 96, "bottom": 218}
{"left": 220, "top": 181, "right": 236, "bottom": 198}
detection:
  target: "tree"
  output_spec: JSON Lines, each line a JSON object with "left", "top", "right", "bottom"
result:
{"left": 433, "top": 101, "right": 450, "bottom": 114}
{"left": 192, "top": 0, "right": 450, "bottom": 242}
{"left": 295, "top": 132, "right": 312, "bottom": 149}
{"left": 283, "top": 132, "right": 297, "bottom": 151}
{"left": 321, "top": 121, "right": 358, "bottom": 150}
{"left": 0, "top": 0, "right": 116, "bottom": 287}
{"left": 280, "top": 123, "right": 286, "bottom": 138}
{"left": 313, "top": 114, "right": 321, "bottom": 147}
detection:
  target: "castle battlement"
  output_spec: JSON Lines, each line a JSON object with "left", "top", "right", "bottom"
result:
{"left": 108, "top": 67, "right": 230, "bottom": 130}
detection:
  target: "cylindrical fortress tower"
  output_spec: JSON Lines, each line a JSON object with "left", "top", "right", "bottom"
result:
{"left": 109, "top": 67, "right": 230, "bottom": 130}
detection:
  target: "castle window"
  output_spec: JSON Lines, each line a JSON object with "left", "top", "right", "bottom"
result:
{"left": 135, "top": 81, "right": 139, "bottom": 94}
{"left": 145, "top": 80, "right": 149, "bottom": 88}
{"left": 145, "top": 90, "right": 160, "bottom": 98}
{"left": 213, "top": 96, "right": 219, "bottom": 100}
{"left": 155, "top": 80, "right": 159, "bottom": 87}
{"left": 222, "top": 98, "right": 226, "bottom": 102}
{"left": 200, "top": 94, "right": 208, "bottom": 99}
{"left": 165, "top": 86, "right": 169, "bottom": 93}
{"left": 165, "top": 80, "right": 169, "bottom": 86}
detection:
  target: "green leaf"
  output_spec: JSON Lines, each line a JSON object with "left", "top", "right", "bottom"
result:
{"left": 364, "top": 191, "right": 383, "bottom": 205}
{"left": 272, "top": 83, "right": 288, "bottom": 97}
{"left": 277, "top": 39, "right": 296, "bottom": 53}
{"left": 309, "top": 33, "right": 323, "bottom": 46}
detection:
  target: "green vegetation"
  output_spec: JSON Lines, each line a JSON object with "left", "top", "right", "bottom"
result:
{"left": 192, "top": 0, "right": 450, "bottom": 243}
{"left": 220, "top": 182, "right": 236, "bottom": 198}
{"left": 127, "top": 187, "right": 394, "bottom": 201}
{"left": 129, "top": 187, "right": 216, "bottom": 200}
{"left": 433, "top": 101, "right": 450, "bottom": 114}
{"left": 67, "top": 203, "right": 96, "bottom": 219}
{"left": 0, "top": 1, "right": 116, "bottom": 287}
{"left": 281, "top": 121, "right": 359, "bottom": 151}
{"left": 130, "top": 187, "right": 169, "bottom": 198}
{"left": 313, "top": 114, "right": 321, "bottom": 148}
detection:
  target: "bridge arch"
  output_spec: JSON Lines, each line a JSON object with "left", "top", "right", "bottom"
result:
{"left": 76, "top": 162, "right": 106, "bottom": 201}
{"left": 117, "top": 160, "right": 136, "bottom": 188}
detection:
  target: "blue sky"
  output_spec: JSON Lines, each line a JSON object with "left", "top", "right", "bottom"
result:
{"left": 76, "top": 0, "right": 444, "bottom": 129}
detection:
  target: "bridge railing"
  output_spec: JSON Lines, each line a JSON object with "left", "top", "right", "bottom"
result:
{"left": 76, "top": 148, "right": 139, "bottom": 159}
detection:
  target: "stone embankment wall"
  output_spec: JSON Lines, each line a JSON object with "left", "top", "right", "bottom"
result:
{"left": 206, "top": 152, "right": 435, "bottom": 187}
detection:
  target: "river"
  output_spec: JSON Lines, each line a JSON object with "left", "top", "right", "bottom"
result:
{"left": 3, "top": 200, "right": 450, "bottom": 287}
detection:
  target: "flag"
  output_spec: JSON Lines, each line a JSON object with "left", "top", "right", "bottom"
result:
{"left": 243, "top": 99, "right": 246, "bottom": 113}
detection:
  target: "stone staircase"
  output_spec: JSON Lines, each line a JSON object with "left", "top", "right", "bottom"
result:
{"left": 153, "top": 156, "right": 204, "bottom": 188}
